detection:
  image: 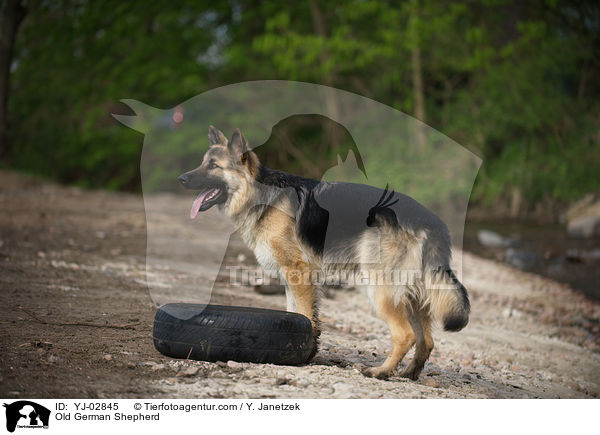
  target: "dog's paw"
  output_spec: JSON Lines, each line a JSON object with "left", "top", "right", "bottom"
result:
{"left": 360, "top": 365, "right": 392, "bottom": 380}
{"left": 398, "top": 365, "right": 422, "bottom": 381}
{"left": 307, "top": 336, "right": 320, "bottom": 361}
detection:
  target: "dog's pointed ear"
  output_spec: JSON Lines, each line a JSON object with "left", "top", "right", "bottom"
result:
{"left": 208, "top": 125, "right": 227, "bottom": 146}
{"left": 228, "top": 128, "right": 249, "bottom": 162}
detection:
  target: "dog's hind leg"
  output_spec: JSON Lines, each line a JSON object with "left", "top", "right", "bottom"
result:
{"left": 362, "top": 287, "right": 415, "bottom": 380}
{"left": 399, "top": 306, "right": 434, "bottom": 380}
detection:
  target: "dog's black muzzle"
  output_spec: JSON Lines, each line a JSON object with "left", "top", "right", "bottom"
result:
{"left": 178, "top": 170, "right": 226, "bottom": 192}
{"left": 177, "top": 169, "right": 218, "bottom": 190}
{"left": 178, "top": 171, "right": 200, "bottom": 189}
{"left": 178, "top": 169, "right": 228, "bottom": 214}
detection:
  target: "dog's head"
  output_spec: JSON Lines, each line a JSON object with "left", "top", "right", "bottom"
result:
{"left": 178, "top": 126, "right": 259, "bottom": 218}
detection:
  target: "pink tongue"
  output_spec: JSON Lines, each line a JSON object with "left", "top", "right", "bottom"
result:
{"left": 190, "top": 190, "right": 212, "bottom": 219}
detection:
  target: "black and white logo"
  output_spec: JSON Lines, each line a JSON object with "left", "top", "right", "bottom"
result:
{"left": 3, "top": 401, "right": 50, "bottom": 433}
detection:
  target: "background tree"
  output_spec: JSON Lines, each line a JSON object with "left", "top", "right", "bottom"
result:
{"left": 0, "top": 0, "right": 27, "bottom": 159}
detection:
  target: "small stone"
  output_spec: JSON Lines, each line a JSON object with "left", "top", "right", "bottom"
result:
{"left": 567, "top": 215, "right": 600, "bottom": 238}
{"left": 227, "top": 360, "right": 243, "bottom": 370}
{"left": 422, "top": 378, "right": 439, "bottom": 388}
{"left": 103, "top": 354, "right": 113, "bottom": 361}
{"left": 151, "top": 363, "right": 166, "bottom": 371}
{"left": 176, "top": 366, "right": 199, "bottom": 377}
{"left": 275, "top": 377, "right": 291, "bottom": 386}
{"left": 477, "top": 230, "right": 515, "bottom": 248}
{"left": 48, "top": 354, "right": 59, "bottom": 363}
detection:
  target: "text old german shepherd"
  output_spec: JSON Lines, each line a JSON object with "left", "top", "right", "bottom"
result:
{"left": 178, "top": 126, "right": 470, "bottom": 380}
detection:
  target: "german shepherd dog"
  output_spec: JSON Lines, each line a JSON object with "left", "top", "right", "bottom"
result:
{"left": 178, "top": 126, "right": 470, "bottom": 380}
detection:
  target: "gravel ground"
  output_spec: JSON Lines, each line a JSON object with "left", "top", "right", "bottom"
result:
{"left": 1, "top": 170, "right": 598, "bottom": 398}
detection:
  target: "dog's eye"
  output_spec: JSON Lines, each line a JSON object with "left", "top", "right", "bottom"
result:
{"left": 208, "top": 162, "right": 220, "bottom": 170}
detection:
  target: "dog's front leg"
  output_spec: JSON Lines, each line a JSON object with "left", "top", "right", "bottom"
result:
{"left": 280, "top": 261, "right": 320, "bottom": 359}
{"left": 284, "top": 284, "right": 297, "bottom": 312}
{"left": 271, "top": 240, "right": 320, "bottom": 356}
{"left": 279, "top": 262, "right": 318, "bottom": 330}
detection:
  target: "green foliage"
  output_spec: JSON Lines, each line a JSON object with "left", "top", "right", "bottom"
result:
{"left": 4, "top": 0, "right": 599, "bottom": 212}
{"left": 8, "top": 0, "right": 220, "bottom": 188}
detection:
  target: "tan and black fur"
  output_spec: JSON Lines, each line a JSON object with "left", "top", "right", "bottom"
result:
{"left": 178, "top": 126, "right": 470, "bottom": 380}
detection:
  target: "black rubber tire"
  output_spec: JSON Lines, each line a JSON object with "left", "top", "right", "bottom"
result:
{"left": 153, "top": 303, "right": 315, "bottom": 365}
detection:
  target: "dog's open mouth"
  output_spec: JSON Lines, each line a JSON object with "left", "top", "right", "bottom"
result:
{"left": 190, "top": 187, "right": 223, "bottom": 218}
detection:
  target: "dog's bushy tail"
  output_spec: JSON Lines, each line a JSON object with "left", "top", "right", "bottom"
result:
{"left": 426, "top": 268, "right": 470, "bottom": 332}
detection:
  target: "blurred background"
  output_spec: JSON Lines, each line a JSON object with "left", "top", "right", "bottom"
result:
{"left": 0, "top": 0, "right": 598, "bottom": 296}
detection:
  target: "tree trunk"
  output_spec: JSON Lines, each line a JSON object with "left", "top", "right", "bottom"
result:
{"left": 409, "top": 0, "right": 426, "bottom": 150}
{"left": 309, "top": 0, "right": 343, "bottom": 151}
{"left": 0, "top": 0, "right": 27, "bottom": 159}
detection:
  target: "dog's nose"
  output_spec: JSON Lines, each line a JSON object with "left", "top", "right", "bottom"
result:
{"left": 178, "top": 174, "right": 190, "bottom": 185}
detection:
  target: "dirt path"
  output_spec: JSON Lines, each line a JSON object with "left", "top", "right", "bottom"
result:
{"left": 1, "top": 170, "right": 598, "bottom": 398}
